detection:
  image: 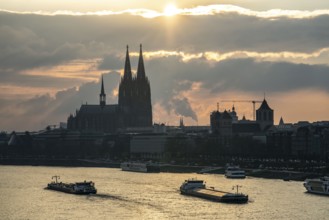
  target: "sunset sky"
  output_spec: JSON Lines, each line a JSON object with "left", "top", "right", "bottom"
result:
{"left": 1, "top": 0, "right": 329, "bottom": 131}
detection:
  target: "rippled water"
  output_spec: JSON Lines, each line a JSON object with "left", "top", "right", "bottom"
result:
{"left": 1, "top": 165, "right": 328, "bottom": 220}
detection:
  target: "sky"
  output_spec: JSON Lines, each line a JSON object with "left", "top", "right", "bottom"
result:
{"left": 0, "top": 0, "right": 329, "bottom": 132}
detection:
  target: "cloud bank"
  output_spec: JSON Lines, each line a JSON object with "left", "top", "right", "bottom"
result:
{"left": 2, "top": 4, "right": 329, "bottom": 19}
{"left": 0, "top": 4, "right": 329, "bottom": 131}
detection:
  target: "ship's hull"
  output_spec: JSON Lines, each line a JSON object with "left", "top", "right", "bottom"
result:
{"left": 121, "top": 166, "right": 147, "bottom": 172}
{"left": 180, "top": 188, "right": 248, "bottom": 204}
{"left": 220, "top": 194, "right": 249, "bottom": 203}
{"left": 305, "top": 189, "right": 329, "bottom": 196}
{"left": 225, "top": 174, "right": 246, "bottom": 179}
{"left": 47, "top": 183, "right": 97, "bottom": 195}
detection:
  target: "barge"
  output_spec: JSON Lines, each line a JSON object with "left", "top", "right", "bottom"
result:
{"left": 304, "top": 176, "right": 329, "bottom": 195}
{"left": 46, "top": 176, "right": 97, "bottom": 194}
{"left": 180, "top": 178, "right": 248, "bottom": 203}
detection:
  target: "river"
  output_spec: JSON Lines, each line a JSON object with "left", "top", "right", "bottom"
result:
{"left": 0, "top": 166, "right": 328, "bottom": 219}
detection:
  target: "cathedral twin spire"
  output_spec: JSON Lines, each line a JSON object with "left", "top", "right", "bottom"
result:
{"left": 102, "top": 44, "right": 146, "bottom": 107}
{"left": 123, "top": 44, "right": 146, "bottom": 80}
{"left": 124, "top": 45, "right": 132, "bottom": 80}
{"left": 119, "top": 44, "right": 153, "bottom": 127}
{"left": 137, "top": 44, "right": 146, "bottom": 79}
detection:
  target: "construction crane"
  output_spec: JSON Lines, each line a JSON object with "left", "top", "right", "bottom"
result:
{"left": 221, "top": 100, "right": 263, "bottom": 120}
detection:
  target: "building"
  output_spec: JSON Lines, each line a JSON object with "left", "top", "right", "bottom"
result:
{"left": 67, "top": 45, "right": 153, "bottom": 133}
{"left": 210, "top": 110, "right": 221, "bottom": 135}
{"left": 267, "top": 118, "right": 294, "bottom": 157}
{"left": 228, "top": 105, "right": 238, "bottom": 122}
{"left": 219, "top": 110, "right": 233, "bottom": 136}
{"left": 210, "top": 98, "right": 275, "bottom": 139}
{"left": 290, "top": 123, "right": 329, "bottom": 158}
{"left": 130, "top": 133, "right": 168, "bottom": 159}
{"left": 210, "top": 109, "right": 232, "bottom": 136}
{"left": 256, "top": 99, "right": 274, "bottom": 131}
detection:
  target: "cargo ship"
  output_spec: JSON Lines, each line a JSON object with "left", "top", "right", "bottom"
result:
{"left": 120, "top": 162, "right": 160, "bottom": 173}
{"left": 304, "top": 176, "right": 329, "bottom": 195}
{"left": 180, "top": 178, "right": 248, "bottom": 203}
{"left": 46, "top": 176, "right": 97, "bottom": 194}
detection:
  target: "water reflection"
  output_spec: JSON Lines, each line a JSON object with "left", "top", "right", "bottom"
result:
{"left": 1, "top": 166, "right": 328, "bottom": 220}
{"left": 87, "top": 193, "right": 124, "bottom": 201}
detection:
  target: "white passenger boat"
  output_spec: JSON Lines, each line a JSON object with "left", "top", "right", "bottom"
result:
{"left": 304, "top": 176, "right": 329, "bottom": 195}
{"left": 225, "top": 166, "right": 246, "bottom": 178}
{"left": 120, "top": 162, "right": 160, "bottom": 173}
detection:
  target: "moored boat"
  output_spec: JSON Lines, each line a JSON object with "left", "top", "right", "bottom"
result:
{"left": 46, "top": 176, "right": 97, "bottom": 194}
{"left": 304, "top": 176, "right": 329, "bottom": 195}
{"left": 120, "top": 162, "right": 160, "bottom": 173}
{"left": 225, "top": 166, "right": 246, "bottom": 179}
{"left": 180, "top": 178, "right": 248, "bottom": 203}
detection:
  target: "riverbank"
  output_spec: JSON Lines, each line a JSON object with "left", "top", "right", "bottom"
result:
{"left": 0, "top": 157, "right": 120, "bottom": 168}
{"left": 0, "top": 157, "right": 326, "bottom": 181}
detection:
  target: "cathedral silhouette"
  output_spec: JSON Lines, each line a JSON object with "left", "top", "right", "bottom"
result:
{"left": 67, "top": 45, "right": 153, "bottom": 132}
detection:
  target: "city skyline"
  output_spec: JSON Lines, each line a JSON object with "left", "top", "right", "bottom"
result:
{"left": 1, "top": 1, "right": 329, "bottom": 131}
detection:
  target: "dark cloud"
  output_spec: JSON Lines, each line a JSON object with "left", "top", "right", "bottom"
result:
{"left": 2, "top": 55, "right": 329, "bottom": 131}
{"left": 145, "top": 56, "right": 329, "bottom": 122}
{"left": 17, "top": 94, "right": 53, "bottom": 115}
{"left": 201, "top": 58, "right": 329, "bottom": 93}
{"left": 142, "top": 56, "right": 199, "bottom": 120}
{"left": 1, "top": 13, "right": 329, "bottom": 72}
{"left": 0, "top": 69, "right": 84, "bottom": 88}
{"left": 145, "top": 56, "right": 329, "bottom": 95}
{"left": 62, "top": 71, "right": 120, "bottom": 111}
{"left": 0, "top": 72, "right": 120, "bottom": 131}
{"left": 98, "top": 54, "right": 123, "bottom": 70}
{"left": 1, "top": 11, "right": 329, "bottom": 130}
{"left": 171, "top": 97, "right": 198, "bottom": 121}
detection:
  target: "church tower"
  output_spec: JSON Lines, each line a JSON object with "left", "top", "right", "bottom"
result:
{"left": 119, "top": 45, "right": 133, "bottom": 112}
{"left": 118, "top": 44, "right": 153, "bottom": 128}
{"left": 118, "top": 45, "right": 134, "bottom": 129}
{"left": 256, "top": 99, "right": 274, "bottom": 131}
{"left": 137, "top": 44, "right": 146, "bottom": 79}
{"left": 99, "top": 75, "right": 106, "bottom": 108}
{"left": 133, "top": 44, "right": 153, "bottom": 127}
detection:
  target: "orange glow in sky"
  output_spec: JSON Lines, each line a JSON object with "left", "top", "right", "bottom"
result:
{"left": 1, "top": 1, "right": 329, "bottom": 131}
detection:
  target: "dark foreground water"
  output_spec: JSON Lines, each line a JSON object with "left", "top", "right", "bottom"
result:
{"left": 1, "top": 166, "right": 328, "bottom": 220}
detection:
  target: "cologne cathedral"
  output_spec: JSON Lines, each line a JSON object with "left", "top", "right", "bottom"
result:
{"left": 67, "top": 45, "right": 153, "bottom": 133}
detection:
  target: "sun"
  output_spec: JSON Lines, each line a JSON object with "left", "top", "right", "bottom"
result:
{"left": 163, "top": 4, "right": 178, "bottom": 16}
